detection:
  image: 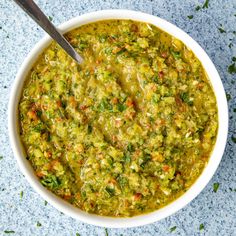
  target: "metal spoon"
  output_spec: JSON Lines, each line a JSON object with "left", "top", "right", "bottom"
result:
{"left": 13, "top": 0, "right": 83, "bottom": 64}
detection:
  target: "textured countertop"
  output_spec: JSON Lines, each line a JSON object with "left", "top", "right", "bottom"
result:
{"left": 0, "top": 0, "right": 236, "bottom": 235}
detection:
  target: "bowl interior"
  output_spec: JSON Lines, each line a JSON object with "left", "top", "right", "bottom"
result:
{"left": 8, "top": 10, "right": 228, "bottom": 228}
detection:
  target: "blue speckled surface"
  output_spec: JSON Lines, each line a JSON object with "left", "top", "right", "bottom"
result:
{"left": 0, "top": 0, "right": 236, "bottom": 235}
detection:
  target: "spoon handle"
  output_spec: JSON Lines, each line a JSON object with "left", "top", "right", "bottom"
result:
{"left": 13, "top": 0, "right": 83, "bottom": 64}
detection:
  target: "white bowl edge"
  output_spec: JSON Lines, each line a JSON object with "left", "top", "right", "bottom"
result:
{"left": 8, "top": 9, "right": 228, "bottom": 228}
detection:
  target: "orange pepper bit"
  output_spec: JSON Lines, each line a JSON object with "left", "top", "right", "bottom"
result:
{"left": 27, "top": 110, "right": 38, "bottom": 121}
{"left": 162, "top": 165, "right": 170, "bottom": 172}
{"left": 133, "top": 193, "right": 142, "bottom": 201}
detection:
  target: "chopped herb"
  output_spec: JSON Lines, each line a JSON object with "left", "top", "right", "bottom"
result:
{"left": 127, "top": 143, "right": 134, "bottom": 152}
{"left": 187, "top": 15, "right": 194, "bottom": 19}
{"left": 105, "top": 228, "right": 109, "bottom": 236}
{"left": 99, "top": 35, "right": 107, "bottom": 43}
{"left": 226, "top": 93, "right": 231, "bottom": 101}
{"left": 123, "top": 153, "right": 131, "bottom": 163}
{"left": 20, "top": 191, "right": 23, "bottom": 199}
{"left": 202, "top": 0, "right": 210, "bottom": 9}
{"left": 87, "top": 124, "right": 93, "bottom": 134}
{"left": 0, "top": 156, "right": 3, "bottom": 160}
{"left": 152, "top": 94, "right": 160, "bottom": 104}
{"left": 199, "top": 223, "right": 204, "bottom": 230}
{"left": 213, "top": 182, "right": 220, "bottom": 192}
{"left": 36, "top": 221, "right": 42, "bottom": 227}
{"left": 231, "top": 136, "right": 236, "bottom": 143}
{"left": 33, "top": 123, "right": 44, "bottom": 133}
{"left": 232, "top": 57, "right": 236, "bottom": 62}
{"left": 170, "top": 226, "right": 177, "bottom": 232}
{"left": 36, "top": 110, "right": 42, "bottom": 117}
{"left": 117, "top": 103, "right": 127, "bottom": 112}
{"left": 76, "top": 233, "right": 80, "bottom": 236}
{"left": 218, "top": 27, "right": 226, "bottom": 33}
{"left": 41, "top": 175, "right": 61, "bottom": 189}
{"left": 228, "top": 63, "right": 236, "bottom": 74}
{"left": 170, "top": 49, "right": 181, "bottom": 59}
{"left": 233, "top": 108, "right": 236, "bottom": 112}
{"left": 44, "top": 200, "right": 48, "bottom": 206}
{"left": 48, "top": 16, "right": 53, "bottom": 21}
{"left": 105, "top": 186, "right": 115, "bottom": 197}
{"left": 118, "top": 176, "right": 128, "bottom": 189}
{"left": 180, "top": 92, "right": 193, "bottom": 106}
{"left": 4, "top": 231, "right": 15, "bottom": 234}
{"left": 229, "top": 43, "right": 233, "bottom": 48}
{"left": 195, "top": 5, "right": 201, "bottom": 11}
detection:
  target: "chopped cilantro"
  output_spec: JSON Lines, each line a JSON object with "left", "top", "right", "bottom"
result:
{"left": 228, "top": 63, "right": 236, "bottom": 74}
{"left": 20, "top": 191, "right": 23, "bottom": 199}
{"left": 187, "top": 15, "right": 193, "bottom": 19}
{"left": 199, "top": 223, "right": 204, "bottom": 230}
{"left": 226, "top": 93, "right": 231, "bottom": 101}
{"left": 195, "top": 5, "right": 201, "bottom": 11}
{"left": 229, "top": 43, "right": 233, "bottom": 48}
{"left": 87, "top": 124, "right": 93, "bottom": 134}
{"left": 213, "top": 182, "right": 220, "bottom": 192}
{"left": 105, "top": 228, "right": 109, "bottom": 236}
{"left": 36, "top": 221, "right": 42, "bottom": 227}
{"left": 36, "top": 110, "right": 42, "bottom": 117}
{"left": 232, "top": 57, "right": 236, "bottom": 62}
{"left": 118, "top": 176, "right": 128, "bottom": 189}
{"left": 170, "top": 226, "right": 177, "bottom": 232}
{"left": 202, "top": 0, "right": 210, "bottom": 8}
{"left": 180, "top": 92, "right": 193, "bottom": 106}
{"left": 76, "top": 233, "right": 80, "bottom": 236}
{"left": 0, "top": 156, "right": 3, "bottom": 160}
{"left": 117, "top": 103, "right": 127, "bottom": 112}
{"left": 41, "top": 175, "right": 61, "bottom": 189}
{"left": 218, "top": 27, "right": 226, "bottom": 33}
{"left": 105, "top": 186, "right": 115, "bottom": 197}
{"left": 233, "top": 108, "right": 236, "bottom": 112}
{"left": 48, "top": 16, "right": 53, "bottom": 21}
{"left": 231, "top": 136, "right": 236, "bottom": 143}
{"left": 44, "top": 200, "right": 48, "bottom": 206}
{"left": 127, "top": 143, "right": 134, "bottom": 152}
{"left": 171, "top": 49, "right": 181, "bottom": 59}
{"left": 4, "top": 231, "right": 15, "bottom": 234}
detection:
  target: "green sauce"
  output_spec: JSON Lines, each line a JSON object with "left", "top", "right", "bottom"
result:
{"left": 19, "top": 20, "right": 218, "bottom": 217}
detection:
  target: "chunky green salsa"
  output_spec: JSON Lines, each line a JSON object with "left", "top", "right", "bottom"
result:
{"left": 19, "top": 20, "right": 218, "bottom": 217}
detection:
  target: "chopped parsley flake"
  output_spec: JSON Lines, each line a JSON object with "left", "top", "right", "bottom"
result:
{"left": 170, "top": 226, "right": 177, "bottom": 232}
{"left": 44, "top": 200, "right": 48, "bottom": 206}
{"left": 228, "top": 63, "right": 236, "bottom": 74}
{"left": 231, "top": 136, "right": 236, "bottom": 143}
{"left": 76, "top": 233, "right": 80, "bottom": 236}
{"left": 232, "top": 57, "right": 236, "bottom": 62}
{"left": 199, "top": 223, "right": 204, "bottom": 230}
{"left": 20, "top": 191, "right": 23, "bottom": 199}
{"left": 218, "top": 27, "right": 226, "bottom": 33}
{"left": 0, "top": 156, "right": 3, "bottom": 160}
{"left": 213, "top": 182, "right": 220, "bottom": 192}
{"left": 195, "top": 6, "right": 201, "bottom": 11}
{"left": 226, "top": 93, "right": 231, "bottom": 101}
{"left": 36, "top": 221, "right": 42, "bottom": 227}
{"left": 4, "top": 231, "right": 15, "bottom": 234}
{"left": 202, "top": 0, "right": 210, "bottom": 9}
{"left": 105, "top": 228, "right": 109, "bottom": 236}
{"left": 48, "top": 16, "right": 53, "bottom": 21}
{"left": 187, "top": 15, "right": 193, "bottom": 19}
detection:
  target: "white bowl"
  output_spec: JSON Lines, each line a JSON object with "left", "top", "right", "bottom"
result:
{"left": 8, "top": 10, "right": 228, "bottom": 228}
